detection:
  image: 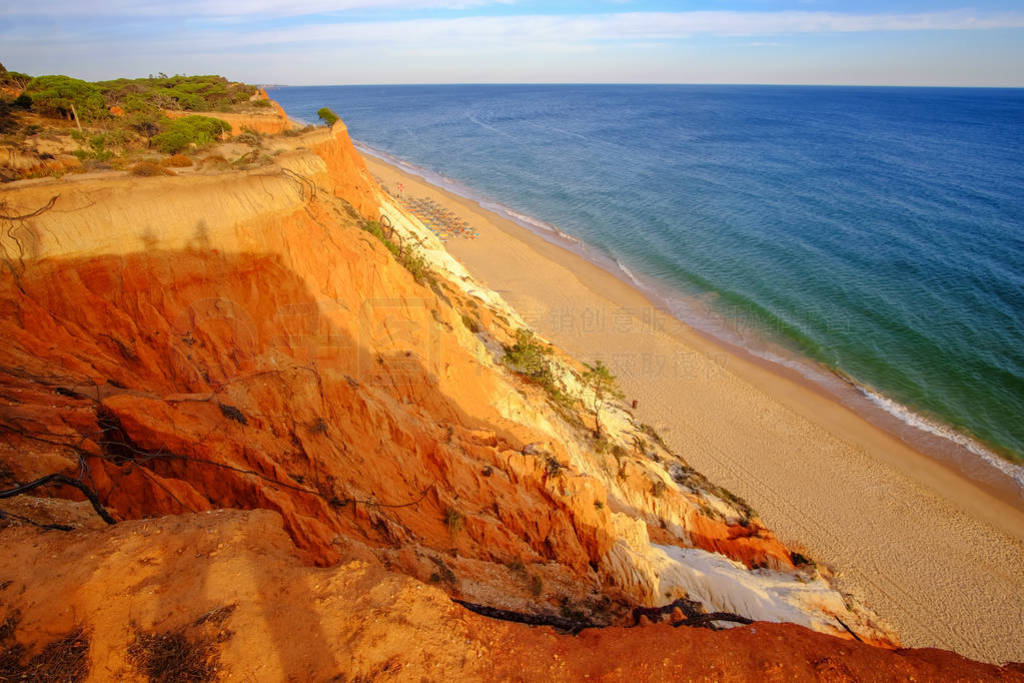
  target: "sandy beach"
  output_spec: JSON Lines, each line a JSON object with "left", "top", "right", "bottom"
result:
{"left": 365, "top": 154, "right": 1024, "bottom": 663}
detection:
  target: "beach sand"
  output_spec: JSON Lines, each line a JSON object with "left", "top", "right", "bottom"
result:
{"left": 365, "top": 154, "right": 1024, "bottom": 663}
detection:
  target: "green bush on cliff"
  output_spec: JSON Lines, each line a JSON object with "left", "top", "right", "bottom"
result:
{"left": 503, "top": 330, "right": 574, "bottom": 410}
{"left": 360, "top": 220, "right": 436, "bottom": 285}
{"left": 24, "top": 75, "right": 107, "bottom": 123}
{"left": 151, "top": 115, "right": 232, "bottom": 154}
{"left": 317, "top": 107, "right": 339, "bottom": 126}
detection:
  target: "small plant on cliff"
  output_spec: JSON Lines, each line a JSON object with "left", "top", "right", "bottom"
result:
{"left": 444, "top": 506, "right": 465, "bottom": 535}
{"left": 360, "top": 220, "right": 435, "bottom": 285}
{"left": 503, "top": 329, "right": 576, "bottom": 412}
{"left": 503, "top": 330, "right": 553, "bottom": 381}
{"left": 581, "top": 360, "right": 624, "bottom": 439}
{"left": 317, "top": 107, "right": 339, "bottom": 126}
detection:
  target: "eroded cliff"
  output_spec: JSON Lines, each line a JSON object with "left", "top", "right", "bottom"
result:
{"left": 0, "top": 116, "right": 1018, "bottom": 680}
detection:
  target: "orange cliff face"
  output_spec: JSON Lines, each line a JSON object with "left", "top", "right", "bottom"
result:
{"left": 1, "top": 112, "right": 1018, "bottom": 678}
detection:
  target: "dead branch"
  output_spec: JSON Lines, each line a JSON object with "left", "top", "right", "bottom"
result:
{"left": 0, "top": 473, "right": 115, "bottom": 525}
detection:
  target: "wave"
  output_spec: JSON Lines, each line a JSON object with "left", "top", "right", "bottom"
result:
{"left": 860, "top": 387, "right": 1024, "bottom": 489}
{"left": 499, "top": 209, "right": 581, "bottom": 245}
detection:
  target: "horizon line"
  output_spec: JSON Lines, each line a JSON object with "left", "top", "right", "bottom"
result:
{"left": 264, "top": 82, "right": 1024, "bottom": 89}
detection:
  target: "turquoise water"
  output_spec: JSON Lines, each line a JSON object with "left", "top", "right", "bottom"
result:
{"left": 270, "top": 85, "right": 1024, "bottom": 476}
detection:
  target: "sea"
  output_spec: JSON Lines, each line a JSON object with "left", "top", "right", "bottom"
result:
{"left": 268, "top": 84, "right": 1024, "bottom": 495}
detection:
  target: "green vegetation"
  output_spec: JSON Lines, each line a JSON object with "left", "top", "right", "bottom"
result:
{"left": 94, "top": 74, "right": 256, "bottom": 113}
{"left": 503, "top": 329, "right": 575, "bottom": 412}
{"left": 24, "top": 75, "right": 106, "bottom": 124}
{"left": 360, "top": 220, "right": 436, "bottom": 285}
{"left": 1, "top": 70, "right": 270, "bottom": 179}
{"left": 317, "top": 107, "right": 339, "bottom": 126}
{"left": 581, "top": 360, "right": 624, "bottom": 438}
{"left": 503, "top": 329, "right": 551, "bottom": 378}
{"left": 152, "top": 115, "right": 232, "bottom": 154}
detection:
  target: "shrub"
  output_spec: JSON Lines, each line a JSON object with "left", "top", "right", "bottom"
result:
{"left": 161, "top": 153, "right": 193, "bottom": 167}
{"left": 360, "top": 220, "right": 435, "bottom": 285}
{"left": 152, "top": 115, "right": 231, "bottom": 154}
{"left": 503, "top": 329, "right": 575, "bottom": 410}
{"left": 504, "top": 329, "right": 552, "bottom": 378}
{"left": 282, "top": 124, "right": 316, "bottom": 137}
{"left": 253, "top": 99, "right": 272, "bottom": 108}
{"left": 0, "top": 100, "right": 15, "bottom": 134}
{"left": 400, "top": 251, "right": 433, "bottom": 286}
{"left": 317, "top": 107, "right": 339, "bottom": 126}
{"left": 130, "top": 161, "right": 173, "bottom": 177}
{"left": 235, "top": 127, "right": 261, "bottom": 147}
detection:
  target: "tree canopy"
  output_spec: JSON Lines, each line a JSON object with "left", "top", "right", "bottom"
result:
{"left": 24, "top": 75, "right": 107, "bottom": 122}
{"left": 317, "top": 107, "right": 339, "bottom": 126}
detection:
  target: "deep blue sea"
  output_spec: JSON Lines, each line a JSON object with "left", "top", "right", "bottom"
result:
{"left": 270, "top": 84, "right": 1024, "bottom": 480}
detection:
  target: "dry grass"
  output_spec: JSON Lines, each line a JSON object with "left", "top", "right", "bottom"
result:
{"left": 127, "top": 605, "right": 235, "bottom": 683}
{"left": 130, "top": 161, "right": 174, "bottom": 177}
{"left": 128, "top": 630, "right": 215, "bottom": 683}
{"left": 0, "top": 610, "right": 90, "bottom": 682}
{"left": 160, "top": 153, "right": 193, "bottom": 168}
{"left": 198, "top": 154, "right": 230, "bottom": 170}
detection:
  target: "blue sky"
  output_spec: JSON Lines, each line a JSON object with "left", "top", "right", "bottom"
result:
{"left": 3, "top": 1, "right": 1023, "bottom": 86}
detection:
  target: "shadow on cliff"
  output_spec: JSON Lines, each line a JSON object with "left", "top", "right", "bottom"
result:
{"left": 0, "top": 245, "right": 623, "bottom": 639}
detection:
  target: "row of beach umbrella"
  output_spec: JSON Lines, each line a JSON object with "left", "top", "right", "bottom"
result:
{"left": 397, "top": 194, "right": 480, "bottom": 242}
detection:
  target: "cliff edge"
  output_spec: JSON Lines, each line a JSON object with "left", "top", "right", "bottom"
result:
{"left": 0, "top": 115, "right": 1019, "bottom": 680}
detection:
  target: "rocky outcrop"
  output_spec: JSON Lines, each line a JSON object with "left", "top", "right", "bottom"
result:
{"left": 4, "top": 108, "right": 1016, "bottom": 677}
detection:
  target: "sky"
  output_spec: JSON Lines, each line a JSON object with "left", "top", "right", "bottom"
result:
{"left": 3, "top": 1, "right": 1024, "bottom": 86}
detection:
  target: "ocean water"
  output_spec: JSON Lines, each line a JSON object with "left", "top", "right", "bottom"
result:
{"left": 269, "top": 85, "right": 1024, "bottom": 479}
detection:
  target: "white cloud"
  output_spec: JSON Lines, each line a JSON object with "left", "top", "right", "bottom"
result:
{"left": 3, "top": 9, "right": 1023, "bottom": 86}
{"left": 7, "top": 10, "right": 1021, "bottom": 49}
{"left": 0, "top": 0, "right": 513, "bottom": 18}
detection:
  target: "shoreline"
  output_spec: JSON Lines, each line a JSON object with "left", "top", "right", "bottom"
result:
{"left": 363, "top": 150, "right": 1024, "bottom": 662}
{"left": 360, "top": 143, "right": 1024, "bottom": 509}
